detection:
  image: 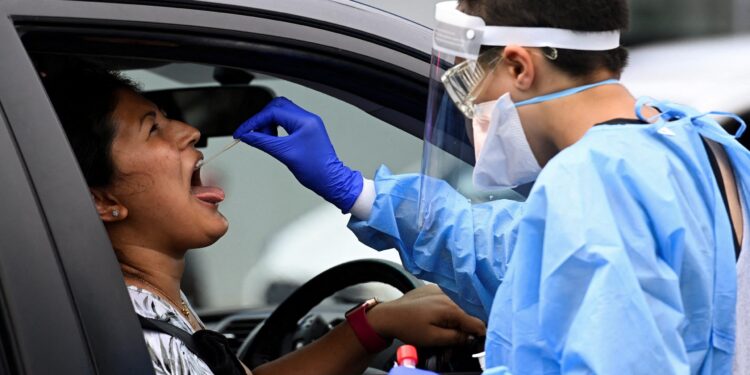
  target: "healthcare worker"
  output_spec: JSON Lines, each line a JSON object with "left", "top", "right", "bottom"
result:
{"left": 234, "top": 0, "right": 750, "bottom": 373}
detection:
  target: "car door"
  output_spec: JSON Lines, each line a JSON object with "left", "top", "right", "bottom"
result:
{"left": 1, "top": 0, "right": 434, "bottom": 372}
{"left": 0, "top": 2, "right": 154, "bottom": 374}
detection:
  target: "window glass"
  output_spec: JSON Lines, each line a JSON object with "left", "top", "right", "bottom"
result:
{"left": 122, "top": 63, "right": 422, "bottom": 310}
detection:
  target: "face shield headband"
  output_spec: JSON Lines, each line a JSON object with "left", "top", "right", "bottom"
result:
{"left": 433, "top": 0, "right": 621, "bottom": 118}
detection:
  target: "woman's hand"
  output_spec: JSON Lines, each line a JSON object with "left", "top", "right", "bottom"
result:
{"left": 367, "top": 285, "right": 486, "bottom": 347}
{"left": 254, "top": 285, "right": 484, "bottom": 375}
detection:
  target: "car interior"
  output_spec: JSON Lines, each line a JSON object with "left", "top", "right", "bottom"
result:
{"left": 20, "top": 21, "right": 487, "bottom": 374}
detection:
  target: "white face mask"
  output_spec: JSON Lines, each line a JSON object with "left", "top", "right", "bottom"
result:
{"left": 472, "top": 93, "right": 541, "bottom": 190}
{"left": 470, "top": 79, "right": 622, "bottom": 191}
{"left": 472, "top": 99, "right": 498, "bottom": 162}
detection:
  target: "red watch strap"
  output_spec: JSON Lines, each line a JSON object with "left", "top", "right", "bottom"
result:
{"left": 345, "top": 301, "right": 391, "bottom": 353}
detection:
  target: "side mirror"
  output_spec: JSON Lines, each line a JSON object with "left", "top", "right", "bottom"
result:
{"left": 143, "top": 86, "right": 275, "bottom": 147}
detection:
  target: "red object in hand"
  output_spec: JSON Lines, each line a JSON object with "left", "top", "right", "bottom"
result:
{"left": 397, "top": 345, "right": 418, "bottom": 368}
{"left": 345, "top": 299, "right": 391, "bottom": 353}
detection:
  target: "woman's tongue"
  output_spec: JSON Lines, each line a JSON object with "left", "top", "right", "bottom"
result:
{"left": 191, "top": 169, "right": 225, "bottom": 204}
{"left": 191, "top": 186, "right": 225, "bottom": 204}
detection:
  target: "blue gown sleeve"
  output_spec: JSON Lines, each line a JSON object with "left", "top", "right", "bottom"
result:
{"left": 347, "top": 166, "right": 524, "bottom": 320}
{"left": 494, "top": 133, "right": 697, "bottom": 373}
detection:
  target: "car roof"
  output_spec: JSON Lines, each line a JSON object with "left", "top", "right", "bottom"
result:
{"left": 200, "top": 1, "right": 750, "bottom": 116}
{"left": 623, "top": 33, "right": 750, "bottom": 115}
{"left": 193, "top": 0, "right": 433, "bottom": 54}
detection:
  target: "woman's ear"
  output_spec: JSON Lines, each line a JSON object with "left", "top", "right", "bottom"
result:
{"left": 502, "top": 45, "right": 536, "bottom": 91}
{"left": 90, "top": 188, "right": 128, "bottom": 222}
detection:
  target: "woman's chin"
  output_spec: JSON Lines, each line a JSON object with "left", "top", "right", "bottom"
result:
{"left": 193, "top": 217, "right": 229, "bottom": 249}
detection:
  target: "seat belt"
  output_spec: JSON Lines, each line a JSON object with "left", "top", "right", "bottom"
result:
{"left": 138, "top": 315, "right": 202, "bottom": 354}
{"left": 137, "top": 315, "right": 246, "bottom": 375}
{"left": 701, "top": 138, "right": 742, "bottom": 260}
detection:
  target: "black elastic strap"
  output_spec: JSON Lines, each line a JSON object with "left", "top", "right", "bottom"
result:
{"left": 701, "top": 138, "right": 742, "bottom": 260}
{"left": 595, "top": 118, "right": 649, "bottom": 126}
{"left": 137, "top": 315, "right": 201, "bottom": 354}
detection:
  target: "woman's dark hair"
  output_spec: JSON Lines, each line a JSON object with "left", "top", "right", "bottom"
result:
{"left": 42, "top": 64, "right": 140, "bottom": 187}
{"left": 460, "top": 0, "right": 630, "bottom": 77}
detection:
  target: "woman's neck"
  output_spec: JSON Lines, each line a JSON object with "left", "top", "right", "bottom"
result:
{"left": 116, "top": 244, "right": 186, "bottom": 304}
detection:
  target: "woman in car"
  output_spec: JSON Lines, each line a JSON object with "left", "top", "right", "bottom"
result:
{"left": 42, "top": 65, "right": 485, "bottom": 375}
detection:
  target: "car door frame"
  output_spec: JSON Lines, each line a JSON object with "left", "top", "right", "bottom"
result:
{"left": 13, "top": 0, "right": 432, "bottom": 137}
{"left": 0, "top": 2, "right": 155, "bottom": 374}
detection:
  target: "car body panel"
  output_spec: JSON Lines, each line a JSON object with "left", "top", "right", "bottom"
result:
{"left": 196, "top": 0, "right": 434, "bottom": 54}
{"left": 0, "top": 24, "right": 100, "bottom": 375}
{"left": 0, "top": 93, "right": 95, "bottom": 374}
{"left": 0, "top": 1, "right": 157, "bottom": 373}
{"left": 10, "top": 0, "right": 431, "bottom": 76}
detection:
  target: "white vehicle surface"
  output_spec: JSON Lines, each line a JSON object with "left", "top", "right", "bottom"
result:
{"left": 623, "top": 33, "right": 750, "bottom": 115}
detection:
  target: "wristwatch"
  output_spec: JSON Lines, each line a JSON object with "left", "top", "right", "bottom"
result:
{"left": 345, "top": 298, "right": 392, "bottom": 353}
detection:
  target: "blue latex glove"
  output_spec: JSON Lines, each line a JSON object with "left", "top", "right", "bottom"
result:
{"left": 388, "top": 367, "right": 438, "bottom": 375}
{"left": 233, "top": 97, "right": 364, "bottom": 212}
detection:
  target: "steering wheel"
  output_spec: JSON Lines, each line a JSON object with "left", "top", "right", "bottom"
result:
{"left": 238, "top": 259, "right": 423, "bottom": 370}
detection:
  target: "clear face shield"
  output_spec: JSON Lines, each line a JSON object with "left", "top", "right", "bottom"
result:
{"left": 421, "top": 49, "right": 517, "bottom": 212}
{"left": 420, "top": 2, "right": 523, "bottom": 230}
{"left": 419, "top": 1, "right": 621, "bottom": 229}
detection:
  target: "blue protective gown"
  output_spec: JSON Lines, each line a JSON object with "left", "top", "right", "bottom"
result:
{"left": 348, "top": 100, "right": 750, "bottom": 374}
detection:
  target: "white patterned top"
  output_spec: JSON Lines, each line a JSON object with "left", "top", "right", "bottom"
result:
{"left": 128, "top": 286, "right": 214, "bottom": 375}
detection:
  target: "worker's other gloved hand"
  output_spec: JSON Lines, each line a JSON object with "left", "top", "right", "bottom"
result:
{"left": 234, "top": 97, "right": 363, "bottom": 212}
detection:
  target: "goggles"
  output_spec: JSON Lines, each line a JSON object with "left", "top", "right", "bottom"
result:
{"left": 433, "top": 0, "right": 621, "bottom": 118}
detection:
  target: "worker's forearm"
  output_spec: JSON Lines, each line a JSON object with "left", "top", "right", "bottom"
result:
{"left": 253, "top": 322, "right": 373, "bottom": 375}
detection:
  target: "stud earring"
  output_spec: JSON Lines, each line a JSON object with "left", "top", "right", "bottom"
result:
{"left": 112, "top": 209, "right": 120, "bottom": 218}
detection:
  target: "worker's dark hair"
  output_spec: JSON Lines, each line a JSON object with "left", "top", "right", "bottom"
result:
{"left": 459, "top": 0, "right": 630, "bottom": 77}
{"left": 41, "top": 63, "right": 140, "bottom": 187}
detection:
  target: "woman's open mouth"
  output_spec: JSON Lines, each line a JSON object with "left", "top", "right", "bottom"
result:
{"left": 190, "top": 165, "right": 225, "bottom": 205}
